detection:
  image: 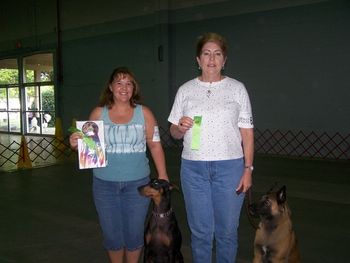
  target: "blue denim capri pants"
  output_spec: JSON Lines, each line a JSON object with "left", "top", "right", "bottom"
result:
{"left": 93, "top": 176, "right": 150, "bottom": 251}
{"left": 181, "top": 158, "right": 245, "bottom": 263}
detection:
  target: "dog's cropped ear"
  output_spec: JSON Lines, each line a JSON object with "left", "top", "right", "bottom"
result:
{"left": 277, "top": 185, "right": 287, "bottom": 204}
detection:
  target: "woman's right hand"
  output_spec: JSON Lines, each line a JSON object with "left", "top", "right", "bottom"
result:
{"left": 178, "top": 116, "right": 193, "bottom": 133}
{"left": 69, "top": 132, "right": 82, "bottom": 150}
{"left": 169, "top": 116, "right": 194, "bottom": 140}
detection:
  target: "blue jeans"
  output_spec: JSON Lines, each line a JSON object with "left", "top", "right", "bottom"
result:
{"left": 181, "top": 158, "right": 245, "bottom": 263}
{"left": 93, "top": 176, "right": 150, "bottom": 251}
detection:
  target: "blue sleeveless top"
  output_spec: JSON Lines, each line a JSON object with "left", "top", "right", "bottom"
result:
{"left": 93, "top": 104, "right": 150, "bottom": 182}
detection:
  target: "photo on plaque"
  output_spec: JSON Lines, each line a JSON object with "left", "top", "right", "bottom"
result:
{"left": 75, "top": 120, "right": 106, "bottom": 169}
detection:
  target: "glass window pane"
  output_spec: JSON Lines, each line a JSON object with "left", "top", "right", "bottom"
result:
{"left": 23, "top": 53, "right": 54, "bottom": 83}
{"left": 28, "top": 112, "right": 40, "bottom": 134}
{"left": 8, "top": 87, "right": 20, "bottom": 110}
{"left": 0, "top": 88, "right": 7, "bottom": 110}
{"left": 26, "top": 112, "right": 32, "bottom": 133}
{"left": 9, "top": 112, "right": 20, "bottom": 132}
{"left": 0, "top": 59, "right": 19, "bottom": 84}
{"left": 0, "top": 112, "right": 8, "bottom": 132}
{"left": 0, "top": 88, "right": 8, "bottom": 131}
{"left": 42, "top": 112, "right": 55, "bottom": 135}
{"left": 25, "top": 86, "right": 39, "bottom": 110}
{"left": 41, "top": 85, "right": 55, "bottom": 111}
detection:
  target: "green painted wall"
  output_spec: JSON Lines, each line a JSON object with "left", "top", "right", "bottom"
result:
{"left": 1, "top": 0, "right": 349, "bottom": 134}
{"left": 169, "top": 1, "right": 350, "bottom": 133}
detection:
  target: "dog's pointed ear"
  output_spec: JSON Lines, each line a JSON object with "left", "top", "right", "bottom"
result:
{"left": 248, "top": 203, "right": 259, "bottom": 218}
{"left": 277, "top": 185, "right": 287, "bottom": 204}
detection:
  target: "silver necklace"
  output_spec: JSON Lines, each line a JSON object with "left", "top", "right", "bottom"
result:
{"left": 206, "top": 90, "right": 212, "bottom": 98}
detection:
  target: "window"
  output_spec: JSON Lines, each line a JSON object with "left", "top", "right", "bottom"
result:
{"left": 0, "top": 53, "right": 56, "bottom": 135}
{"left": 0, "top": 58, "right": 20, "bottom": 133}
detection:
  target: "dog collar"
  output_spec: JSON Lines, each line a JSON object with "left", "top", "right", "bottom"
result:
{"left": 152, "top": 208, "right": 173, "bottom": 218}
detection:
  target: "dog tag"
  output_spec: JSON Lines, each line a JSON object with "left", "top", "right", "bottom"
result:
{"left": 191, "top": 116, "right": 202, "bottom": 150}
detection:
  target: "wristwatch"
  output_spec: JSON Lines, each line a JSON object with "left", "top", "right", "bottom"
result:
{"left": 244, "top": 165, "right": 254, "bottom": 171}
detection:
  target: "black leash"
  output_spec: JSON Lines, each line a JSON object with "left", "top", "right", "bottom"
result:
{"left": 244, "top": 187, "right": 259, "bottom": 230}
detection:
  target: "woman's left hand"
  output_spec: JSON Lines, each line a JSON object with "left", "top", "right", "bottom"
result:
{"left": 235, "top": 170, "right": 252, "bottom": 194}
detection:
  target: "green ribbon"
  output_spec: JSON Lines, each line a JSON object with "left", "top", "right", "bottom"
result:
{"left": 191, "top": 116, "right": 202, "bottom": 150}
{"left": 68, "top": 126, "right": 96, "bottom": 149}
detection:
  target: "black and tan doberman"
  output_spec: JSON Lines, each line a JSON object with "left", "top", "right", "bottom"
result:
{"left": 249, "top": 185, "right": 301, "bottom": 263}
{"left": 138, "top": 179, "right": 184, "bottom": 263}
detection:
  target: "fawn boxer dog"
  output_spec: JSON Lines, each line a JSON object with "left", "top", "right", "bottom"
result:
{"left": 249, "top": 185, "right": 301, "bottom": 263}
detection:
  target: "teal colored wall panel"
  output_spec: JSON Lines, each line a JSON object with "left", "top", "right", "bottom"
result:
{"left": 1, "top": 0, "right": 349, "bottom": 135}
{"left": 169, "top": 1, "right": 350, "bottom": 133}
{"left": 59, "top": 27, "right": 170, "bottom": 131}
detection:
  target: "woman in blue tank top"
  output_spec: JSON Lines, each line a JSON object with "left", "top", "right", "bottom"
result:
{"left": 70, "top": 67, "right": 169, "bottom": 263}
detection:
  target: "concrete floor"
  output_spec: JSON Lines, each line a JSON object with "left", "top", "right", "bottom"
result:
{"left": 0, "top": 148, "right": 349, "bottom": 263}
